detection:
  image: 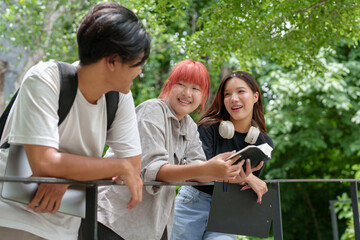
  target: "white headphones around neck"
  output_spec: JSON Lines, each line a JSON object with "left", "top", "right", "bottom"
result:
{"left": 219, "top": 120, "right": 260, "bottom": 144}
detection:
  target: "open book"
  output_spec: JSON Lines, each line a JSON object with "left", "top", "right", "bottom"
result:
{"left": 226, "top": 143, "right": 273, "bottom": 169}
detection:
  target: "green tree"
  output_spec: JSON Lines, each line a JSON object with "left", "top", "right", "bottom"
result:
{"left": 2, "top": 1, "right": 360, "bottom": 239}
{"left": 185, "top": 0, "right": 360, "bottom": 71}
{"left": 250, "top": 42, "right": 360, "bottom": 239}
{"left": 3, "top": 0, "right": 360, "bottom": 89}
{"left": 0, "top": 0, "right": 97, "bottom": 90}
{"left": 334, "top": 167, "right": 360, "bottom": 240}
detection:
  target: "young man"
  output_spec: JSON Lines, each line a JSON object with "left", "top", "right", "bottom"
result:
{"left": 0, "top": 2, "right": 150, "bottom": 240}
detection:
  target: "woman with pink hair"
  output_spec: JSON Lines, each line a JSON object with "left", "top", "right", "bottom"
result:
{"left": 97, "top": 60, "right": 254, "bottom": 240}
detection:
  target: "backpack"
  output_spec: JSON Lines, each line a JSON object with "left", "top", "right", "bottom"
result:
{"left": 0, "top": 61, "right": 119, "bottom": 148}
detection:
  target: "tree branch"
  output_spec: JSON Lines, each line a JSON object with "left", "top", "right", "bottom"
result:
{"left": 304, "top": 191, "right": 322, "bottom": 240}
{"left": 252, "top": 0, "right": 331, "bottom": 41}
{"left": 298, "top": 0, "right": 328, "bottom": 14}
{"left": 43, "top": 2, "right": 66, "bottom": 47}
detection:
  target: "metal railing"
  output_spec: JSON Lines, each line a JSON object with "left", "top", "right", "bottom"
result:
{"left": 0, "top": 177, "right": 359, "bottom": 240}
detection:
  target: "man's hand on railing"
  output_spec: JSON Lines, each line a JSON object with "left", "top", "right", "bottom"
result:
{"left": 26, "top": 183, "right": 69, "bottom": 214}
{"left": 112, "top": 159, "right": 143, "bottom": 210}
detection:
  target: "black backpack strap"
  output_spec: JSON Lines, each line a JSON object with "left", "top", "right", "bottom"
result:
{"left": 57, "top": 61, "right": 119, "bottom": 130}
{"left": 0, "top": 89, "right": 19, "bottom": 148}
{"left": 56, "top": 61, "right": 78, "bottom": 126}
{"left": 0, "top": 61, "right": 118, "bottom": 149}
{"left": 105, "top": 91, "right": 119, "bottom": 131}
{"left": 1, "top": 62, "right": 77, "bottom": 148}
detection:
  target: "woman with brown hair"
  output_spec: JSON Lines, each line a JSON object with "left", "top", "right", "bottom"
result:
{"left": 97, "top": 61, "right": 251, "bottom": 240}
{"left": 171, "top": 71, "right": 274, "bottom": 240}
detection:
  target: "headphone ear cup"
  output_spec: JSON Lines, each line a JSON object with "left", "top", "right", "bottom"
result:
{"left": 245, "top": 126, "right": 260, "bottom": 144}
{"left": 219, "top": 121, "right": 235, "bottom": 139}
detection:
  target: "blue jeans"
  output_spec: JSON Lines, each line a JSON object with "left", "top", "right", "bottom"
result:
{"left": 171, "top": 186, "right": 237, "bottom": 240}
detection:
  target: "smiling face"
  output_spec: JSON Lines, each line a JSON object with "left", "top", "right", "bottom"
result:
{"left": 223, "top": 77, "right": 259, "bottom": 126}
{"left": 168, "top": 81, "right": 203, "bottom": 120}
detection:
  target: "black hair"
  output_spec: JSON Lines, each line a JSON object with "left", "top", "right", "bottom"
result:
{"left": 77, "top": 2, "right": 150, "bottom": 66}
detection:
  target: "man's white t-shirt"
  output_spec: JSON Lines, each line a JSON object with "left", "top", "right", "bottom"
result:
{"left": 0, "top": 61, "right": 141, "bottom": 240}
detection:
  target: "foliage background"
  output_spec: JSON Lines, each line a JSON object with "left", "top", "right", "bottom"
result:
{"left": 1, "top": 0, "right": 360, "bottom": 239}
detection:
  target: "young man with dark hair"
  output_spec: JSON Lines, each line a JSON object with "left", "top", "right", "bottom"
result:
{"left": 0, "top": 2, "right": 150, "bottom": 240}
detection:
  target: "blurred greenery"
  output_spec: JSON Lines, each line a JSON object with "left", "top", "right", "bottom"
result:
{"left": 251, "top": 41, "right": 360, "bottom": 239}
{"left": 334, "top": 164, "right": 360, "bottom": 240}
{"left": 1, "top": 1, "right": 360, "bottom": 239}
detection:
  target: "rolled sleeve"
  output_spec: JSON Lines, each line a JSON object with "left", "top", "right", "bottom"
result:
{"left": 142, "top": 160, "right": 168, "bottom": 195}
{"left": 6, "top": 62, "right": 60, "bottom": 149}
{"left": 136, "top": 102, "right": 170, "bottom": 195}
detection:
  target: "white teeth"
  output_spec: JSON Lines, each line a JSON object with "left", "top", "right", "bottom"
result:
{"left": 179, "top": 99, "right": 191, "bottom": 104}
{"left": 232, "top": 106, "right": 242, "bottom": 110}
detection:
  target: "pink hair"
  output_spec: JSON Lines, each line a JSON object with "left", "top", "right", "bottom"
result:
{"left": 158, "top": 60, "right": 210, "bottom": 111}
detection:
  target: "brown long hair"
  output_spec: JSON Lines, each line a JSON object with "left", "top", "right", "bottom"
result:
{"left": 197, "top": 71, "right": 267, "bottom": 133}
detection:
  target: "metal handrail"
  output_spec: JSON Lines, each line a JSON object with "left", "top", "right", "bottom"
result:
{"left": 0, "top": 177, "right": 359, "bottom": 240}
{"left": 1, "top": 176, "right": 359, "bottom": 184}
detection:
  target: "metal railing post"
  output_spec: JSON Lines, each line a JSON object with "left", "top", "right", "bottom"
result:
{"left": 83, "top": 184, "right": 98, "bottom": 240}
{"left": 272, "top": 181, "right": 283, "bottom": 240}
{"left": 350, "top": 182, "right": 360, "bottom": 240}
{"left": 329, "top": 200, "right": 339, "bottom": 240}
